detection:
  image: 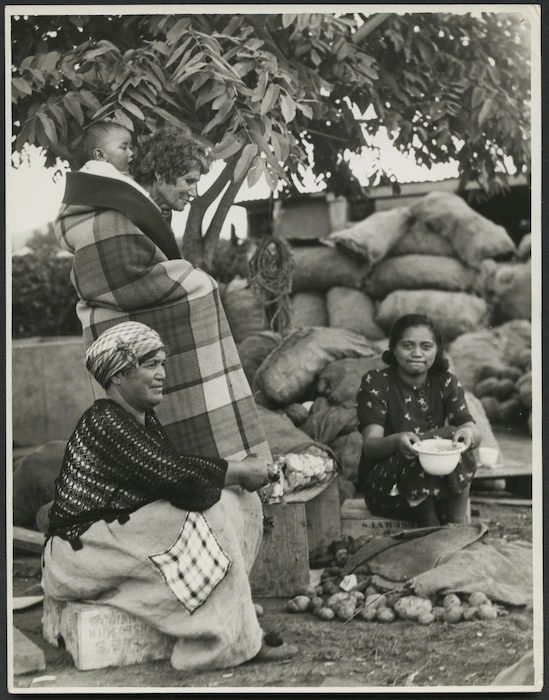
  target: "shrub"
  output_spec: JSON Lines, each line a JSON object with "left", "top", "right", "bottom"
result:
{"left": 12, "top": 251, "right": 80, "bottom": 338}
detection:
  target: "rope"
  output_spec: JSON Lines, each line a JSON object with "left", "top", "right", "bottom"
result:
{"left": 248, "top": 235, "right": 295, "bottom": 337}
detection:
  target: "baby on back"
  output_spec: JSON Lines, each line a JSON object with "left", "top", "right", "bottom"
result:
{"left": 78, "top": 120, "right": 149, "bottom": 197}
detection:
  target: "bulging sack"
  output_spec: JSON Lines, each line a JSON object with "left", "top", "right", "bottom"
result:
{"left": 410, "top": 192, "right": 516, "bottom": 267}
{"left": 488, "top": 262, "right": 531, "bottom": 322}
{"left": 326, "top": 287, "right": 385, "bottom": 340}
{"left": 291, "top": 244, "right": 368, "bottom": 292}
{"left": 376, "top": 289, "right": 488, "bottom": 342}
{"left": 254, "top": 327, "right": 376, "bottom": 405}
{"left": 328, "top": 207, "right": 411, "bottom": 265}
{"left": 366, "top": 255, "right": 475, "bottom": 299}
{"left": 316, "top": 356, "right": 387, "bottom": 405}
{"left": 290, "top": 291, "right": 328, "bottom": 328}
{"left": 389, "top": 223, "right": 456, "bottom": 257}
{"left": 237, "top": 331, "right": 280, "bottom": 385}
{"left": 222, "top": 278, "right": 268, "bottom": 344}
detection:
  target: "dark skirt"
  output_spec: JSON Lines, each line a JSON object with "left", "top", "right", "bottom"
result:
{"left": 362, "top": 427, "right": 477, "bottom": 521}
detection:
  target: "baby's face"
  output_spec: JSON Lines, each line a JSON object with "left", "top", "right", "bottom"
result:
{"left": 97, "top": 128, "right": 133, "bottom": 172}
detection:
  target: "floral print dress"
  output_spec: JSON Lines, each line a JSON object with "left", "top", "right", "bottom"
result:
{"left": 356, "top": 367, "right": 476, "bottom": 519}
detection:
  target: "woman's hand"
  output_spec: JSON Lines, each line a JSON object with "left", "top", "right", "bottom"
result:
{"left": 225, "top": 455, "right": 275, "bottom": 492}
{"left": 396, "top": 432, "right": 421, "bottom": 460}
{"left": 452, "top": 426, "right": 475, "bottom": 451}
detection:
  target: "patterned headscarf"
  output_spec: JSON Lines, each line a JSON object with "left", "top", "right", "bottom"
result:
{"left": 85, "top": 322, "right": 164, "bottom": 388}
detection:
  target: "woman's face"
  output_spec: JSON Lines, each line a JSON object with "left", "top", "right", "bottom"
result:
{"left": 154, "top": 168, "right": 201, "bottom": 211}
{"left": 115, "top": 349, "right": 167, "bottom": 411}
{"left": 393, "top": 325, "right": 438, "bottom": 377}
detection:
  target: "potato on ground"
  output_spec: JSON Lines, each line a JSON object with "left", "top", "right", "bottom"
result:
{"left": 376, "top": 606, "right": 395, "bottom": 623}
{"left": 394, "top": 595, "right": 433, "bottom": 620}
{"left": 478, "top": 604, "right": 498, "bottom": 620}
{"left": 443, "top": 607, "right": 463, "bottom": 623}
{"left": 315, "top": 607, "right": 335, "bottom": 621}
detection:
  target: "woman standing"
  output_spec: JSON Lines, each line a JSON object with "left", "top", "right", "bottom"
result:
{"left": 356, "top": 314, "right": 480, "bottom": 526}
{"left": 54, "top": 126, "right": 270, "bottom": 465}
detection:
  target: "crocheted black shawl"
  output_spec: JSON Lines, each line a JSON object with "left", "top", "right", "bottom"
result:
{"left": 46, "top": 399, "right": 228, "bottom": 550}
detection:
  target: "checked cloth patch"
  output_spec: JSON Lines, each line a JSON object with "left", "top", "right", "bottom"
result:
{"left": 149, "top": 511, "right": 232, "bottom": 614}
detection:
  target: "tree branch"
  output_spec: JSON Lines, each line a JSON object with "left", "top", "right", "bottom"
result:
{"left": 352, "top": 13, "right": 392, "bottom": 44}
{"left": 203, "top": 172, "right": 245, "bottom": 249}
{"left": 195, "top": 150, "right": 241, "bottom": 208}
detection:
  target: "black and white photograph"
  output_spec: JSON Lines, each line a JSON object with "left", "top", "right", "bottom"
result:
{"left": 6, "top": 4, "right": 542, "bottom": 693}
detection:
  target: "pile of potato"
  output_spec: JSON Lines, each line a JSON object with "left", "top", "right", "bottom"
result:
{"left": 289, "top": 536, "right": 504, "bottom": 624}
{"left": 286, "top": 587, "right": 502, "bottom": 625}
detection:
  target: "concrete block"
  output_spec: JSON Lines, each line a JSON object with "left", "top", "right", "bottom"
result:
{"left": 13, "top": 627, "right": 46, "bottom": 675}
{"left": 42, "top": 596, "right": 173, "bottom": 671}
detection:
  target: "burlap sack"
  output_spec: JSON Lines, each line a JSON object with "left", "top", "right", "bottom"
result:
{"left": 448, "top": 329, "right": 508, "bottom": 392}
{"left": 328, "top": 207, "right": 411, "bottom": 265}
{"left": 410, "top": 192, "right": 516, "bottom": 267}
{"left": 237, "top": 331, "right": 280, "bottom": 385}
{"left": 291, "top": 244, "right": 368, "bottom": 292}
{"left": 376, "top": 289, "right": 488, "bottom": 342}
{"left": 222, "top": 277, "right": 268, "bottom": 343}
{"left": 493, "top": 319, "right": 531, "bottom": 369}
{"left": 367, "top": 255, "right": 475, "bottom": 299}
{"left": 330, "top": 431, "right": 363, "bottom": 483}
{"left": 465, "top": 391, "right": 500, "bottom": 454}
{"left": 300, "top": 397, "right": 357, "bottom": 445}
{"left": 326, "top": 287, "right": 385, "bottom": 339}
{"left": 316, "top": 356, "right": 387, "bottom": 405}
{"left": 490, "top": 262, "right": 531, "bottom": 322}
{"left": 290, "top": 291, "right": 328, "bottom": 328}
{"left": 390, "top": 223, "right": 456, "bottom": 257}
{"left": 254, "top": 327, "right": 375, "bottom": 405}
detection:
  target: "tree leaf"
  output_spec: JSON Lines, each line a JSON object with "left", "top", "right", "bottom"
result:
{"left": 281, "top": 14, "right": 297, "bottom": 29}
{"left": 471, "top": 86, "right": 485, "bottom": 109}
{"left": 260, "top": 84, "right": 280, "bottom": 116}
{"left": 36, "top": 112, "right": 58, "bottom": 145}
{"left": 195, "top": 82, "right": 226, "bottom": 109}
{"left": 64, "top": 93, "right": 84, "bottom": 125}
{"left": 120, "top": 99, "right": 145, "bottom": 121}
{"left": 246, "top": 156, "right": 265, "bottom": 187}
{"left": 211, "top": 133, "right": 245, "bottom": 160}
{"left": 155, "top": 107, "right": 186, "bottom": 128}
{"left": 82, "top": 46, "right": 114, "bottom": 60}
{"left": 113, "top": 109, "right": 134, "bottom": 130}
{"left": 280, "top": 94, "right": 296, "bottom": 123}
{"left": 165, "top": 36, "right": 193, "bottom": 68}
{"left": 202, "top": 99, "right": 233, "bottom": 134}
{"left": 234, "top": 143, "right": 258, "bottom": 181}
{"left": 190, "top": 72, "right": 211, "bottom": 92}
{"left": 296, "top": 102, "right": 313, "bottom": 120}
{"left": 478, "top": 97, "right": 495, "bottom": 126}
{"left": 12, "top": 77, "right": 32, "bottom": 96}
{"left": 211, "top": 91, "right": 229, "bottom": 111}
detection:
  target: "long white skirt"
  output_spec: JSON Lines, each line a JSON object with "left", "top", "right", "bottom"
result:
{"left": 42, "top": 488, "right": 264, "bottom": 671}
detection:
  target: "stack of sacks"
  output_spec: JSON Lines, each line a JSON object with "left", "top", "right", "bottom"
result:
{"left": 289, "top": 243, "right": 385, "bottom": 340}
{"left": 329, "top": 191, "right": 517, "bottom": 342}
{"left": 448, "top": 320, "right": 532, "bottom": 430}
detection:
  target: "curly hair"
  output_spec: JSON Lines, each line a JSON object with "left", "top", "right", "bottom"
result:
{"left": 381, "top": 313, "right": 449, "bottom": 373}
{"left": 77, "top": 120, "right": 132, "bottom": 166}
{"left": 131, "top": 126, "right": 211, "bottom": 186}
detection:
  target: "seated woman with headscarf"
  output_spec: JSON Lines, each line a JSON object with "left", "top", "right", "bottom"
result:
{"left": 43, "top": 322, "right": 297, "bottom": 671}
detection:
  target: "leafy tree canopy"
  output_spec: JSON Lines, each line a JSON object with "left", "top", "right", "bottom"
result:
{"left": 11, "top": 11, "right": 531, "bottom": 267}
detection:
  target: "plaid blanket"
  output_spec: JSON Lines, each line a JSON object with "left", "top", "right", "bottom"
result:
{"left": 54, "top": 173, "right": 271, "bottom": 463}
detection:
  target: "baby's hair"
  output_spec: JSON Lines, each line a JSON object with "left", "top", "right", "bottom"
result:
{"left": 382, "top": 313, "right": 449, "bottom": 373}
{"left": 79, "top": 120, "right": 132, "bottom": 162}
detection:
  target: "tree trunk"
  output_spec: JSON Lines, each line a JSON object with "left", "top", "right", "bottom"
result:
{"left": 181, "top": 152, "right": 242, "bottom": 272}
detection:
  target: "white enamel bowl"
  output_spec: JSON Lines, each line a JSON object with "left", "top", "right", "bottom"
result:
{"left": 412, "top": 438, "right": 467, "bottom": 476}
{"left": 478, "top": 446, "right": 500, "bottom": 467}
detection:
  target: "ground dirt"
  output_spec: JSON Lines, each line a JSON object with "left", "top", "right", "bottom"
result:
{"left": 11, "top": 501, "right": 535, "bottom": 691}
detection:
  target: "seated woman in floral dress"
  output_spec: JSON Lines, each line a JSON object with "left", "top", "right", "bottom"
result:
{"left": 356, "top": 314, "right": 481, "bottom": 526}
{"left": 43, "top": 322, "right": 297, "bottom": 671}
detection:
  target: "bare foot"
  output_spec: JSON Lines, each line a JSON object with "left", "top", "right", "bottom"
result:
{"left": 251, "top": 641, "right": 298, "bottom": 663}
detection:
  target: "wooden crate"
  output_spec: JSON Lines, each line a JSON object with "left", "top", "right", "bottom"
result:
{"left": 250, "top": 476, "right": 342, "bottom": 597}
{"left": 341, "top": 498, "right": 471, "bottom": 537}
{"left": 42, "top": 596, "right": 173, "bottom": 671}
{"left": 341, "top": 499, "right": 416, "bottom": 539}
